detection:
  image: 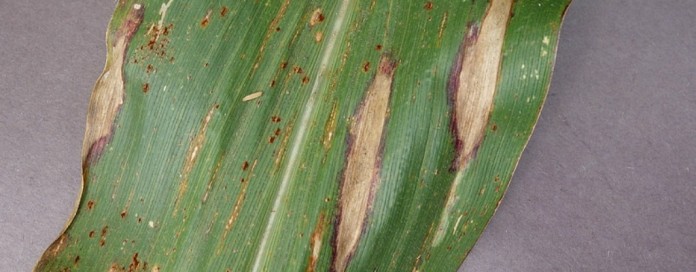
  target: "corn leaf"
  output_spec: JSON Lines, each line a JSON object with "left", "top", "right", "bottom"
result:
{"left": 36, "top": 0, "right": 571, "bottom": 271}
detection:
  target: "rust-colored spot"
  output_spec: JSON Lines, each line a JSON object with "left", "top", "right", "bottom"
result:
{"left": 270, "top": 80, "right": 276, "bottom": 87}
{"left": 362, "top": 61, "right": 370, "bottom": 72}
{"left": 310, "top": 8, "right": 325, "bottom": 27}
{"left": 87, "top": 200, "right": 95, "bottom": 210}
{"left": 271, "top": 116, "right": 282, "bottom": 123}
{"left": 200, "top": 10, "right": 212, "bottom": 28}
{"left": 128, "top": 253, "right": 140, "bottom": 271}
{"left": 274, "top": 128, "right": 281, "bottom": 136}
{"left": 276, "top": 27, "right": 281, "bottom": 32}
{"left": 424, "top": 2, "right": 433, "bottom": 10}
{"left": 74, "top": 255, "right": 80, "bottom": 265}
{"left": 375, "top": 44, "right": 382, "bottom": 51}
{"left": 302, "top": 76, "right": 310, "bottom": 84}
{"left": 293, "top": 66, "right": 304, "bottom": 74}
{"left": 269, "top": 136, "right": 276, "bottom": 143}
{"left": 242, "top": 161, "right": 249, "bottom": 171}
{"left": 491, "top": 123, "right": 498, "bottom": 131}
{"left": 99, "top": 226, "right": 108, "bottom": 247}
{"left": 146, "top": 64, "right": 154, "bottom": 74}
{"left": 280, "top": 62, "right": 288, "bottom": 69}
{"left": 220, "top": 6, "right": 229, "bottom": 17}
{"left": 89, "top": 230, "right": 95, "bottom": 238}
{"left": 162, "top": 24, "right": 171, "bottom": 36}
{"left": 120, "top": 210, "right": 127, "bottom": 219}
{"left": 142, "top": 83, "right": 149, "bottom": 93}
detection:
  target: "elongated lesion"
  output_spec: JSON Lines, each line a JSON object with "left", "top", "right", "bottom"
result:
{"left": 448, "top": 0, "right": 513, "bottom": 171}
{"left": 434, "top": 0, "right": 514, "bottom": 247}
{"left": 333, "top": 56, "right": 397, "bottom": 272}
{"left": 83, "top": 4, "right": 144, "bottom": 166}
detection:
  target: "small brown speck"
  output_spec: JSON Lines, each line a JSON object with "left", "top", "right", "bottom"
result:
{"left": 201, "top": 18, "right": 210, "bottom": 27}
{"left": 276, "top": 27, "right": 281, "bottom": 32}
{"left": 375, "top": 44, "right": 383, "bottom": 50}
{"left": 293, "top": 66, "right": 303, "bottom": 74}
{"left": 74, "top": 255, "right": 80, "bottom": 265}
{"left": 162, "top": 24, "right": 172, "bottom": 36}
{"left": 362, "top": 62, "right": 370, "bottom": 72}
{"left": 280, "top": 62, "right": 288, "bottom": 69}
{"left": 270, "top": 80, "right": 276, "bottom": 87}
{"left": 424, "top": 2, "right": 433, "bottom": 10}
{"left": 142, "top": 83, "right": 149, "bottom": 93}
{"left": 271, "top": 116, "right": 281, "bottom": 123}
{"left": 88, "top": 230, "right": 95, "bottom": 238}
{"left": 302, "top": 76, "right": 310, "bottom": 84}
{"left": 120, "top": 210, "right": 127, "bottom": 219}
{"left": 242, "top": 161, "right": 249, "bottom": 171}
{"left": 146, "top": 64, "right": 154, "bottom": 74}
{"left": 269, "top": 136, "right": 276, "bottom": 143}
{"left": 87, "top": 200, "right": 95, "bottom": 210}
{"left": 220, "top": 6, "right": 229, "bottom": 17}
{"left": 274, "top": 128, "right": 281, "bottom": 136}
{"left": 99, "top": 226, "right": 108, "bottom": 247}
{"left": 491, "top": 124, "right": 497, "bottom": 131}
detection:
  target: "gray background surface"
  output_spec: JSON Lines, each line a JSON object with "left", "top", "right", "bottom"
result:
{"left": 1, "top": 0, "right": 694, "bottom": 271}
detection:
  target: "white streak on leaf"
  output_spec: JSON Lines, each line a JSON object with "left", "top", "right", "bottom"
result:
{"left": 251, "top": 1, "right": 352, "bottom": 271}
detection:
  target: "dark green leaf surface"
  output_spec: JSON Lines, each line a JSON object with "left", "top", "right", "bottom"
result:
{"left": 37, "top": 0, "right": 571, "bottom": 271}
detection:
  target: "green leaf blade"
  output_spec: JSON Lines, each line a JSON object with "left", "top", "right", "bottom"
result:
{"left": 36, "top": 0, "right": 571, "bottom": 271}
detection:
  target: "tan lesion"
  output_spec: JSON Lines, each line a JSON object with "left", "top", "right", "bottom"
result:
{"left": 433, "top": 0, "right": 514, "bottom": 246}
{"left": 82, "top": 4, "right": 145, "bottom": 165}
{"left": 333, "top": 56, "right": 397, "bottom": 272}
{"left": 173, "top": 104, "right": 218, "bottom": 216}
{"left": 448, "top": 0, "right": 514, "bottom": 171}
